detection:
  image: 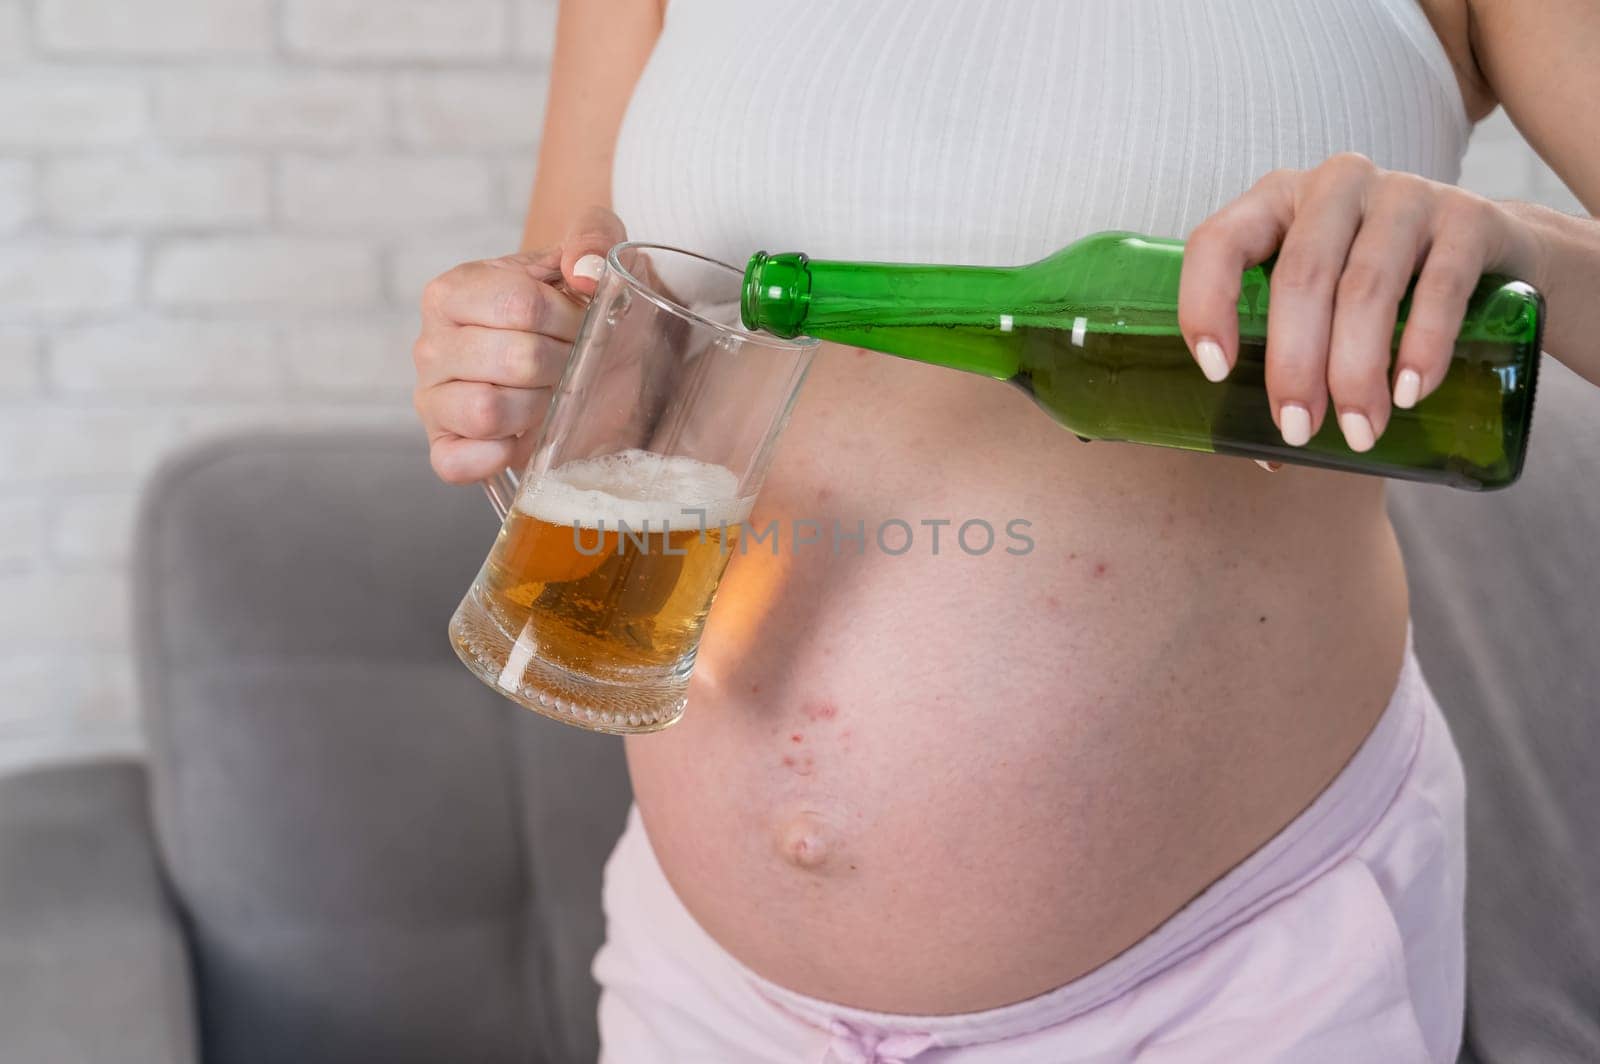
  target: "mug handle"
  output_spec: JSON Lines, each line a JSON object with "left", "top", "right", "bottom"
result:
{"left": 477, "top": 274, "right": 599, "bottom": 520}
{"left": 481, "top": 467, "right": 521, "bottom": 521}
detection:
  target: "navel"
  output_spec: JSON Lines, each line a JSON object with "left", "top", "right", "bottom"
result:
{"left": 778, "top": 812, "right": 835, "bottom": 871}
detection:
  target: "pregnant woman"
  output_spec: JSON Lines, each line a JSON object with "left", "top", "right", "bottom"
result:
{"left": 412, "top": 1, "right": 1600, "bottom": 1059}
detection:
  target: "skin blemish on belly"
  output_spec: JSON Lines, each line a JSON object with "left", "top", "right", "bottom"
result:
{"left": 803, "top": 700, "right": 839, "bottom": 723}
{"left": 790, "top": 732, "right": 804, "bottom": 743}
{"left": 1045, "top": 595, "right": 1062, "bottom": 611}
{"left": 1093, "top": 561, "right": 1108, "bottom": 578}
{"left": 780, "top": 753, "right": 816, "bottom": 776}
{"left": 749, "top": 682, "right": 761, "bottom": 695}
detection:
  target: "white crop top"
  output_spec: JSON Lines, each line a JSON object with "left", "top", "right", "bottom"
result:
{"left": 613, "top": 0, "right": 1470, "bottom": 269}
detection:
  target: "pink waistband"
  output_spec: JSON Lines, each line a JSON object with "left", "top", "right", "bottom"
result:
{"left": 742, "top": 630, "right": 1430, "bottom": 1048}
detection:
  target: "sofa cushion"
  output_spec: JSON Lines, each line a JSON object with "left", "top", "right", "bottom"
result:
{"left": 133, "top": 430, "right": 630, "bottom": 1064}
{"left": 1389, "top": 359, "right": 1600, "bottom": 1063}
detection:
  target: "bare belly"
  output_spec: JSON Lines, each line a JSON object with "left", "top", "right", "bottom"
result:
{"left": 624, "top": 344, "right": 1411, "bottom": 1014}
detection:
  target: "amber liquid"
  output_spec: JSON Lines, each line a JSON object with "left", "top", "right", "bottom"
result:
{"left": 1014, "top": 326, "right": 1524, "bottom": 487}
{"left": 818, "top": 320, "right": 1532, "bottom": 489}
{"left": 475, "top": 509, "right": 742, "bottom": 677}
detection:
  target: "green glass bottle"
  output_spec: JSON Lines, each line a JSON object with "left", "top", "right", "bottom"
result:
{"left": 741, "top": 232, "right": 1543, "bottom": 490}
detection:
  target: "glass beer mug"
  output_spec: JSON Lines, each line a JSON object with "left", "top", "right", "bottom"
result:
{"left": 450, "top": 244, "right": 818, "bottom": 734}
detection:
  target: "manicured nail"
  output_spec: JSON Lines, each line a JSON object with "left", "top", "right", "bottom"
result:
{"left": 1393, "top": 369, "right": 1422, "bottom": 409}
{"left": 1279, "top": 403, "right": 1312, "bottom": 447}
{"left": 1254, "top": 460, "right": 1283, "bottom": 473}
{"left": 1339, "top": 410, "right": 1376, "bottom": 453}
{"left": 572, "top": 254, "right": 605, "bottom": 282}
{"left": 1195, "top": 338, "right": 1230, "bottom": 383}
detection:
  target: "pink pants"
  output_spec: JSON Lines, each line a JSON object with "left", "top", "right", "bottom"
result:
{"left": 593, "top": 635, "right": 1466, "bottom": 1063}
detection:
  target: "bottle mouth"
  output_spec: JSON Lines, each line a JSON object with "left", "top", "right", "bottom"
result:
{"left": 740, "top": 251, "right": 769, "bottom": 333}
{"left": 741, "top": 251, "right": 811, "bottom": 338}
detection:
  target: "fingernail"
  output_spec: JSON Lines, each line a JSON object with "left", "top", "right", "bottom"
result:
{"left": 1254, "top": 460, "right": 1283, "bottom": 473}
{"left": 572, "top": 254, "right": 605, "bottom": 282}
{"left": 1279, "top": 403, "right": 1312, "bottom": 447}
{"left": 1195, "top": 338, "right": 1230, "bottom": 383}
{"left": 1393, "top": 369, "right": 1421, "bottom": 409}
{"left": 1339, "top": 410, "right": 1376, "bottom": 453}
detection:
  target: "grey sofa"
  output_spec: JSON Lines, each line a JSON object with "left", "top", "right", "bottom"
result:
{"left": 1, "top": 362, "right": 1597, "bottom": 1063}
{"left": 0, "top": 431, "right": 630, "bottom": 1064}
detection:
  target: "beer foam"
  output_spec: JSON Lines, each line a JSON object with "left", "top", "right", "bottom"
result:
{"left": 516, "top": 449, "right": 754, "bottom": 530}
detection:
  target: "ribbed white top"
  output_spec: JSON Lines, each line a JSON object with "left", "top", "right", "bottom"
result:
{"left": 613, "top": 0, "right": 1470, "bottom": 267}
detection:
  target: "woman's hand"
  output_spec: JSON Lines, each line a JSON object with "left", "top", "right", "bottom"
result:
{"left": 413, "top": 207, "right": 628, "bottom": 483}
{"left": 1178, "top": 152, "right": 1544, "bottom": 453}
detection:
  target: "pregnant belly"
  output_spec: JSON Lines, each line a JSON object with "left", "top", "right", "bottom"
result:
{"left": 622, "top": 348, "right": 1410, "bottom": 1013}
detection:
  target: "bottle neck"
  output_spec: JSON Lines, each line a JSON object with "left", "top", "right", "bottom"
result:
{"left": 742, "top": 253, "right": 1028, "bottom": 376}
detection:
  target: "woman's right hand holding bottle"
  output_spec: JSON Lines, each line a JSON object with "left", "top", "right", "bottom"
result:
{"left": 413, "top": 207, "right": 628, "bottom": 483}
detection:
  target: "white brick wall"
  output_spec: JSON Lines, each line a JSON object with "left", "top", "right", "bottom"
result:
{"left": 50, "top": 492, "right": 139, "bottom": 566}
{"left": 283, "top": 0, "right": 508, "bottom": 61}
{"left": 149, "top": 236, "right": 382, "bottom": 308}
{"left": 0, "top": 328, "right": 40, "bottom": 396}
{"left": 0, "top": 0, "right": 544, "bottom": 772}
{"left": 0, "top": 407, "right": 184, "bottom": 484}
{"left": 38, "top": 0, "right": 274, "bottom": 55}
{"left": 0, "top": 3, "right": 1588, "bottom": 774}
{"left": 51, "top": 320, "right": 283, "bottom": 394}
{"left": 278, "top": 155, "right": 496, "bottom": 229}
{"left": 0, "top": 1, "right": 26, "bottom": 62}
{"left": 0, "top": 238, "right": 140, "bottom": 316}
{"left": 0, "top": 499, "right": 44, "bottom": 568}
{"left": 393, "top": 73, "right": 547, "bottom": 149}
{"left": 0, "top": 75, "right": 146, "bottom": 146}
{"left": 43, "top": 155, "right": 270, "bottom": 229}
{"left": 154, "top": 72, "right": 388, "bottom": 147}
{"left": 0, "top": 159, "right": 30, "bottom": 233}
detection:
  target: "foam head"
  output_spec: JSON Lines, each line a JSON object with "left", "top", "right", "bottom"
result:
{"left": 517, "top": 449, "right": 753, "bottom": 530}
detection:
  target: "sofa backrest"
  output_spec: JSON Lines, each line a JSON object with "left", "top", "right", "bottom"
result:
{"left": 1389, "top": 358, "right": 1600, "bottom": 1062}
{"left": 133, "top": 430, "right": 630, "bottom": 1064}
